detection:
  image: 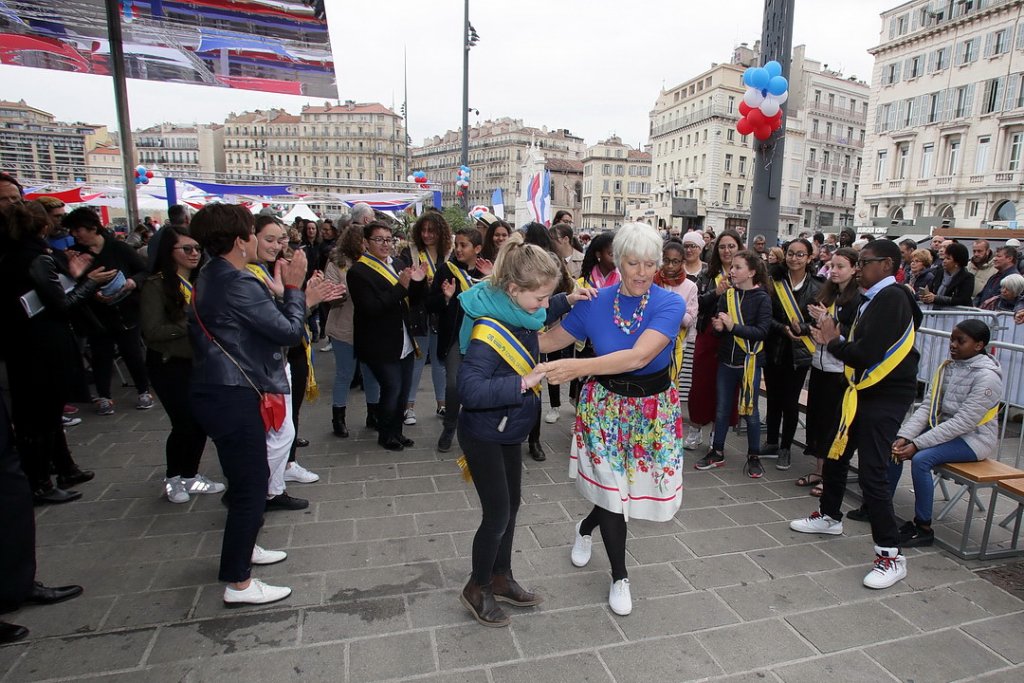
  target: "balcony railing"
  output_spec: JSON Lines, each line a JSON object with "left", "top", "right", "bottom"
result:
{"left": 651, "top": 104, "right": 741, "bottom": 138}
{"left": 807, "top": 131, "right": 864, "bottom": 149}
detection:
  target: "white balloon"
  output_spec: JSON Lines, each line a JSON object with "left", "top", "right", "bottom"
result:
{"left": 759, "top": 98, "right": 780, "bottom": 117}
{"left": 743, "top": 87, "right": 764, "bottom": 108}
{"left": 406, "top": 175, "right": 416, "bottom": 183}
{"left": 776, "top": 90, "right": 788, "bottom": 104}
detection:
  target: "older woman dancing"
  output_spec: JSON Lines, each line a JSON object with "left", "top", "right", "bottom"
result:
{"left": 538, "top": 222, "right": 685, "bottom": 616}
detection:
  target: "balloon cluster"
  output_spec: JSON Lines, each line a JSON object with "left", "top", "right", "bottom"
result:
{"left": 406, "top": 170, "right": 429, "bottom": 185}
{"left": 470, "top": 205, "right": 489, "bottom": 219}
{"left": 455, "top": 165, "right": 471, "bottom": 198}
{"left": 134, "top": 165, "right": 153, "bottom": 185}
{"left": 737, "top": 61, "right": 789, "bottom": 142}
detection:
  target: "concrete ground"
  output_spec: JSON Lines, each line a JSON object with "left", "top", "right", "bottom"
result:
{"left": 2, "top": 353, "right": 1023, "bottom": 682}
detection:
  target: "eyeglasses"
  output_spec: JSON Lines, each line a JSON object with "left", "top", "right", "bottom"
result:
{"left": 174, "top": 245, "right": 201, "bottom": 255}
{"left": 366, "top": 236, "right": 398, "bottom": 245}
{"left": 663, "top": 258, "right": 684, "bottom": 265}
{"left": 683, "top": 244, "right": 701, "bottom": 249}
{"left": 786, "top": 252, "right": 809, "bottom": 258}
{"left": 857, "top": 257, "right": 888, "bottom": 266}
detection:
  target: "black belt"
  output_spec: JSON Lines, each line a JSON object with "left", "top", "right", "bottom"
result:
{"left": 595, "top": 368, "right": 671, "bottom": 398}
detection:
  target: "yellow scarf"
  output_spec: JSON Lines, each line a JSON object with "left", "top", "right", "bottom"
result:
{"left": 828, "top": 318, "right": 916, "bottom": 460}
{"left": 773, "top": 277, "right": 815, "bottom": 354}
{"left": 177, "top": 275, "right": 192, "bottom": 305}
{"left": 927, "top": 360, "right": 999, "bottom": 429}
{"left": 726, "top": 288, "right": 762, "bottom": 416}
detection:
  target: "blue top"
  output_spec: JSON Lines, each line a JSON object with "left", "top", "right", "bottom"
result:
{"left": 561, "top": 284, "right": 684, "bottom": 375}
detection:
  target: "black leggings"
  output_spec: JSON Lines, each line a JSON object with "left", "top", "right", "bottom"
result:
{"left": 579, "top": 505, "right": 628, "bottom": 581}
{"left": 459, "top": 429, "right": 522, "bottom": 585}
{"left": 763, "top": 358, "right": 809, "bottom": 450}
{"left": 147, "top": 352, "right": 208, "bottom": 479}
{"left": 288, "top": 350, "right": 308, "bottom": 462}
{"left": 89, "top": 325, "right": 149, "bottom": 398}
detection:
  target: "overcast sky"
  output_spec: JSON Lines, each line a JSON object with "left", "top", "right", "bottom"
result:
{"left": 0, "top": 0, "right": 895, "bottom": 149}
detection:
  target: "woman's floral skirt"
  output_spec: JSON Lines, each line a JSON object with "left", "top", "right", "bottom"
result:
{"left": 569, "top": 379, "right": 684, "bottom": 522}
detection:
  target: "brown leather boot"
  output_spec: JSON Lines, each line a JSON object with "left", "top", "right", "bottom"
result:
{"left": 460, "top": 580, "right": 510, "bottom": 627}
{"left": 491, "top": 572, "right": 543, "bottom": 607}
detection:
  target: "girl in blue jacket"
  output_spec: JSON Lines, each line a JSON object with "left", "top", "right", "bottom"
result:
{"left": 455, "top": 236, "right": 563, "bottom": 628}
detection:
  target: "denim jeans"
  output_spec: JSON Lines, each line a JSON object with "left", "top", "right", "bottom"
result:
{"left": 330, "top": 339, "right": 358, "bottom": 407}
{"left": 409, "top": 331, "right": 446, "bottom": 405}
{"left": 360, "top": 362, "right": 381, "bottom": 404}
{"left": 713, "top": 362, "right": 762, "bottom": 454}
{"left": 909, "top": 436, "right": 978, "bottom": 524}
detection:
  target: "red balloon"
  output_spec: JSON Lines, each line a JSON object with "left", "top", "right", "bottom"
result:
{"left": 736, "top": 118, "right": 753, "bottom": 135}
{"left": 747, "top": 109, "right": 765, "bottom": 126}
{"left": 145, "top": 170, "right": 153, "bottom": 178}
{"left": 738, "top": 101, "right": 752, "bottom": 116}
{"left": 456, "top": 190, "right": 464, "bottom": 197}
{"left": 770, "top": 116, "right": 783, "bottom": 131}
{"left": 754, "top": 124, "right": 773, "bottom": 141}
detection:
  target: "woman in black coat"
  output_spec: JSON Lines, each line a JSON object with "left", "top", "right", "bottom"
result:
{"left": 921, "top": 242, "right": 973, "bottom": 308}
{"left": 0, "top": 203, "right": 115, "bottom": 503}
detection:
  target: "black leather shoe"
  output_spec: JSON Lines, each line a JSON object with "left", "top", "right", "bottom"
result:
{"left": 33, "top": 486, "right": 81, "bottom": 506}
{"left": 27, "top": 582, "right": 83, "bottom": 606}
{"left": 529, "top": 442, "right": 547, "bottom": 462}
{"left": 295, "top": 437, "right": 309, "bottom": 448}
{"left": 437, "top": 427, "right": 455, "bottom": 453}
{"left": 398, "top": 436, "right": 414, "bottom": 448}
{"left": 846, "top": 505, "right": 869, "bottom": 522}
{"left": 0, "top": 622, "right": 28, "bottom": 644}
{"left": 378, "top": 436, "right": 404, "bottom": 452}
{"left": 265, "top": 493, "right": 309, "bottom": 511}
{"left": 56, "top": 468, "right": 94, "bottom": 489}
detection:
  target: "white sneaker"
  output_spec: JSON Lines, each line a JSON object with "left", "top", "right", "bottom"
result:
{"left": 683, "top": 428, "right": 703, "bottom": 450}
{"left": 404, "top": 409, "right": 417, "bottom": 425}
{"left": 164, "top": 476, "right": 189, "bottom": 504}
{"left": 251, "top": 544, "right": 288, "bottom": 565}
{"left": 223, "top": 578, "right": 291, "bottom": 605}
{"left": 544, "top": 407, "right": 560, "bottom": 424}
{"left": 571, "top": 521, "right": 593, "bottom": 567}
{"left": 284, "top": 462, "right": 320, "bottom": 483}
{"left": 863, "top": 545, "right": 907, "bottom": 589}
{"left": 319, "top": 340, "right": 333, "bottom": 352}
{"left": 609, "top": 578, "right": 632, "bottom": 616}
{"left": 790, "top": 511, "right": 844, "bottom": 535}
{"left": 184, "top": 474, "right": 226, "bottom": 495}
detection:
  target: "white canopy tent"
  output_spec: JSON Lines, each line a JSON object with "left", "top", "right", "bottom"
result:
{"left": 281, "top": 203, "right": 319, "bottom": 223}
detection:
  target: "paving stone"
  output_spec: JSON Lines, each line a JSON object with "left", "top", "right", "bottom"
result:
{"left": 148, "top": 610, "right": 298, "bottom": 663}
{"left": 107, "top": 533, "right": 205, "bottom": 565}
{"left": 145, "top": 509, "right": 226, "bottom": 536}
{"left": 968, "top": 667, "right": 1024, "bottom": 682}
{"left": 600, "top": 634, "right": 723, "bottom": 682}
{"left": 64, "top": 661, "right": 202, "bottom": 682}
{"left": 34, "top": 521, "right": 84, "bottom": 546}
{"left": 104, "top": 587, "right": 198, "bottom": 629}
{"left": 393, "top": 491, "right": 471, "bottom": 515}
{"left": 882, "top": 586, "right": 991, "bottom": 631}
{"left": 515, "top": 501, "right": 571, "bottom": 525}
{"left": 680, "top": 525, "right": 781, "bottom": 557}
{"left": 948, "top": 579, "right": 1024, "bottom": 615}
{"left": 406, "top": 671, "right": 490, "bottom": 683}
{"left": 490, "top": 652, "right": 612, "bottom": 683}
{"left": 521, "top": 482, "right": 580, "bottom": 504}
{"left": 716, "top": 575, "right": 840, "bottom": 620}
{"left": 746, "top": 544, "right": 843, "bottom": 578}
{"left": 0, "top": 642, "right": 24, "bottom": 679}
{"left": 325, "top": 561, "right": 445, "bottom": 602}
{"left": 289, "top": 481, "right": 365, "bottom": 503}
{"left": 288, "top": 518, "right": 357, "bottom": 546}
{"left": 785, "top": 601, "right": 916, "bottom": 653}
{"left": 673, "top": 553, "right": 770, "bottom": 589}
{"left": 147, "top": 557, "right": 220, "bottom": 591}
{"left": 626, "top": 534, "right": 694, "bottom": 564}
{"left": 678, "top": 485, "right": 736, "bottom": 509}
{"left": 191, "top": 573, "right": 324, "bottom": 619}
{"left": 318, "top": 497, "right": 396, "bottom": 521}
{"left": 9, "top": 595, "right": 115, "bottom": 639}
{"left": 193, "top": 643, "right": 348, "bottom": 682}
{"left": 406, "top": 589, "right": 472, "bottom": 628}
{"left": 676, "top": 506, "right": 739, "bottom": 532}
{"left": 962, "top": 612, "right": 1024, "bottom": 664}
{"left": 771, "top": 650, "right": 894, "bottom": 682}
{"left": 697, "top": 620, "right": 815, "bottom": 674}
{"left": 518, "top": 570, "right": 616, "bottom": 612}
{"left": 364, "top": 476, "right": 437, "bottom": 497}
{"left": 435, "top": 622, "right": 519, "bottom": 670}
{"left": 301, "top": 596, "right": 408, "bottom": 643}
{"left": 807, "top": 564, "right": 912, "bottom": 602}
{"left": 721, "top": 501, "right": 785, "bottom": 526}
{"left": 901, "top": 550, "right": 982, "bottom": 589}
{"left": 416, "top": 509, "right": 482, "bottom": 534}
{"left": 329, "top": 463, "right": 398, "bottom": 483}
{"left": 10, "top": 629, "right": 154, "bottom": 681}
{"left": 811, "top": 535, "right": 880, "bottom": 567}
{"left": 512, "top": 606, "right": 622, "bottom": 656}
{"left": 528, "top": 520, "right": 577, "bottom": 548}
{"left": 616, "top": 590, "right": 738, "bottom": 640}
{"left": 723, "top": 482, "right": 784, "bottom": 504}
{"left": 867, "top": 628, "right": 1008, "bottom": 681}
{"left": 626, "top": 563, "right": 694, "bottom": 599}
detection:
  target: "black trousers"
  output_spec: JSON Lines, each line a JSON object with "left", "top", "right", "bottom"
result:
{"left": 89, "top": 325, "right": 150, "bottom": 397}
{"left": 763, "top": 355, "right": 809, "bottom": 450}
{"left": 147, "top": 352, "right": 208, "bottom": 479}
{"left": 442, "top": 343, "right": 462, "bottom": 432}
{"left": 459, "top": 429, "right": 522, "bottom": 584}
{"left": 0, "top": 398, "right": 36, "bottom": 610}
{"left": 191, "top": 385, "right": 268, "bottom": 583}
{"left": 820, "top": 396, "right": 907, "bottom": 548}
{"left": 805, "top": 368, "right": 844, "bottom": 458}
{"left": 6, "top": 359, "right": 75, "bottom": 490}
{"left": 288, "top": 351, "right": 308, "bottom": 462}
{"left": 365, "top": 355, "right": 414, "bottom": 442}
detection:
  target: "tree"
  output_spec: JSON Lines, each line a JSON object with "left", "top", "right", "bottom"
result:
{"left": 442, "top": 205, "right": 470, "bottom": 232}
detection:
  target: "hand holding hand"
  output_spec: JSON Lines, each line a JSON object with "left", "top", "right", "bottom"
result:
{"left": 535, "top": 359, "right": 580, "bottom": 385}
{"left": 522, "top": 367, "right": 547, "bottom": 391}
{"left": 281, "top": 249, "right": 308, "bottom": 288}
{"left": 568, "top": 286, "right": 599, "bottom": 305}
{"left": 67, "top": 251, "right": 94, "bottom": 279}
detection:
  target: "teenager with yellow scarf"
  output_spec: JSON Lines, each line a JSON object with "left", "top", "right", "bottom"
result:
{"left": 696, "top": 251, "right": 771, "bottom": 477}
{"left": 792, "top": 239, "right": 922, "bottom": 591}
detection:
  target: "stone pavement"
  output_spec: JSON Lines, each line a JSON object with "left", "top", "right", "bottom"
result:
{"left": 2, "top": 354, "right": 1024, "bottom": 683}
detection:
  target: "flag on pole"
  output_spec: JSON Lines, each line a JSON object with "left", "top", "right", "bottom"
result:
{"left": 526, "top": 171, "right": 552, "bottom": 225}
{"left": 492, "top": 188, "right": 504, "bottom": 219}
{"left": 540, "top": 170, "right": 551, "bottom": 227}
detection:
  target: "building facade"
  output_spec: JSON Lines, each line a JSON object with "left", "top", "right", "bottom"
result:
{"left": 85, "top": 145, "right": 122, "bottom": 185}
{"left": 858, "top": 0, "right": 1024, "bottom": 232}
{"left": 581, "top": 136, "right": 652, "bottom": 230}
{"left": 0, "top": 100, "right": 109, "bottom": 183}
{"left": 133, "top": 123, "right": 225, "bottom": 177}
{"left": 411, "top": 117, "right": 586, "bottom": 225}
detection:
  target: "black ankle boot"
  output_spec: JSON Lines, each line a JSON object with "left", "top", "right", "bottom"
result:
{"left": 366, "top": 403, "right": 379, "bottom": 430}
{"left": 332, "top": 406, "right": 349, "bottom": 438}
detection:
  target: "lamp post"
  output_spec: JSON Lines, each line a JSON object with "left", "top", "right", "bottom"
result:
{"left": 460, "top": 0, "right": 479, "bottom": 210}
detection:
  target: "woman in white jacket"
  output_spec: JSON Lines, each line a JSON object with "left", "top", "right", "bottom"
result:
{"left": 891, "top": 319, "right": 1003, "bottom": 547}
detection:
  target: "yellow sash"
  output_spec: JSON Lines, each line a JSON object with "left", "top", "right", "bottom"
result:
{"left": 828, "top": 319, "right": 916, "bottom": 460}
{"left": 418, "top": 250, "right": 437, "bottom": 280}
{"left": 773, "top": 278, "right": 815, "bottom": 354}
{"left": 447, "top": 261, "right": 472, "bottom": 293}
{"left": 670, "top": 334, "right": 685, "bottom": 386}
{"left": 245, "top": 262, "right": 273, "bottom": 287}
{"left": 726, "top": 288, "right": 762, "bottom": 416}
{"left": 358, "top": 254, "right": 399, "bottom": 286}
{"left": 469, "top": 317, "right": 540, "bottom": 396}
{"left": 927, "top": 360, "right": 999, "bottom": 429}
{"left": 177, "top": 275, "right": 192, "bottom": 305}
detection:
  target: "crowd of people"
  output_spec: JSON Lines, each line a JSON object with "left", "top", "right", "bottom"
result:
{"left": 0, "top": 166, "right": 1018, "bottom": 637}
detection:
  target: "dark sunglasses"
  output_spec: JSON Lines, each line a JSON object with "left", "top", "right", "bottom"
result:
{"left": 175, "top": 245, "right": 202, "bottom": 255}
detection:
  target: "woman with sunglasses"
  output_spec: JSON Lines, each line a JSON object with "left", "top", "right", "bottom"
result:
{"left": 141, "top": 225, "right": 224, "bottom": 504}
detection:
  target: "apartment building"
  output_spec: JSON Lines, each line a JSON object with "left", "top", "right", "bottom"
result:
{"left": 581, "top": 136, "right": 652, "bottom": 230}
{"left": 133, "top": 123, "right": 225, "bottom": 177}
{"left": 0, "top": 100, "right": 109, "bottom": 183}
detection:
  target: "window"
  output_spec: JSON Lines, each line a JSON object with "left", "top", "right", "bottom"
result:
{"left": 975, "top": 136, "right": 991, "bottom": 173}
{"left": 819, "top": 179, "right": 827, "bottom": 196}
{"left": 908, "top": 54, "right": 924, "bottom": 78}
{"left": 875, "top": 150, "right": 889, "bottom": 182}
{"left": 727, "top": 129, "right": 735, "bottom": 142}
{"left": 968, "top": 199, "right": 980, "bottom": 217}
{"left": 841, "top": 182, "right": 848, "bottom": 200}
{"left": 1009, "top": 132, "right": 1023, "bottom": 171}
{"left": 982, "top": 77, "right": 1005, "bottom": 114}
{"left": 737, "top": 185, "right": 745, "bottom": 205}
{"left": 809, "top": 148, "right": 817, "bottom": 162}
{"left": 805, "top": 177, "right": 813, "bottom": 193}
{"left": 929, "top": 47, "right": 950, "bottom": 72}
{"left": 987, "top": 29, "right": 1010, "bottom": 57}
{"left": 901, "top": 98, "right": 915, "bottom": 127}
{"left": 811, "top": 119, "right": 819, "bottom": 134}
{"left": 953, "top": 85, "right": 973, "bottom": 118}
{"left": 724, "top": 154, "right": 733, "bottom": 172}
{"left": 727, "top": 96, "right": 735, "bottom": 113}
{"left": 956, "top": 38, "right": 979, "bottom": 66}
{"left": 722, "top": 183, "right": 730, "bottom": 203}
{"left": 884, "top": 62, "right": 902, "bottom": 85}
{"left": 920, "top": 144, "right": 934, "bottom": 179}
{"left": 926, "top": 92, "right": 943, "bottom": 123}
{"left": 739, "top": 156, "right": 747, "bottom": 174}
{"left": 823, "top": 150, "right": 831, "bottom": 165}
{"left": 830, "top": 181, "right": 838, "bottom": 198}
{"left": 870, "top": 204, "right": 879, "bottom": 218}
{"left": 946, "top": 138, "right": 961, "bottom": 175}
{"left": 897, "top": 144, "right": 909, "bottom": 179}
{"left": 814, "top": 89, "right": 821, "bottom": 104}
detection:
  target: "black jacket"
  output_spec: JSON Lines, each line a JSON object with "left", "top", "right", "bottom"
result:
{"left": 827, "top": 283, "right": 922, "bottom": 404}
{"left": 714, "top": 287, "right": 773, "bottom": 366}
{"left": 69, "top": 236, "right": 147, "bottom": 333}
{"left": 427, "top": 259, "right": 487, "bottom": 360}
{"left": 766, "top": 274, "right": 822, "bottom": 368}
{"left": 188, "top": 257, "right": 306, "bottom": 394}
{"left": 347, "top": 254, "right": 427, "bottom": 364}
{"left": 695, "top": 268, "right": 726, "bottom": 333}
{"left": 926, "top": 267, "right": 973, "bottom": 308}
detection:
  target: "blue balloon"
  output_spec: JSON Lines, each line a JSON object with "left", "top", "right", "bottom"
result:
{"left": 764, "top": 60, "right": 783, "bottom": 78}
{"left": 742, "top": 67, "right": 756, "bottom": 87}
{"left": 749, "top": 68, "right": 770, "bottom": 90}
{"left": 767, "top": 75, "right": 789, "bottom": 96}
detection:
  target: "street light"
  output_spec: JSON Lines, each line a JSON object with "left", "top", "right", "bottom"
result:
{"left": 460, "top": 0, "right": 478, "bottom": 210}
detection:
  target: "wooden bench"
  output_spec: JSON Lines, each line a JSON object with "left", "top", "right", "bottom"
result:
{"left": 979, "top": 478, "right": 1024, "bottom": 560}
{"left": 933, "top": 460, "right": 1024, "bottom": 559}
